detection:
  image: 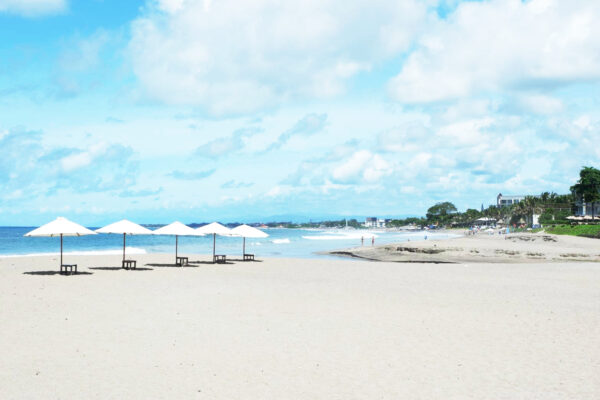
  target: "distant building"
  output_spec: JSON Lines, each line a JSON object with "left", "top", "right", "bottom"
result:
{"left": 575, "top": 199, "right": 600, "bottom": 217}
{"left": 497, "top": 193, "right": 527, "bottom": 207}
{"left": 377, "top": 218, "right": 391, "bottom": 228}
{"left": 497, "top": 193, "right": 544, "bottom": 207}
{"left": 365, "top": 217, "right": 377, "bottom": 228}
{"left": 364, "top": 217, "right": 391, "bottom": 228}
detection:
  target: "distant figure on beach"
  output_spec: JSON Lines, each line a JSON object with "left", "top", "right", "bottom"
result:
{"left": 425, "top": 235, "right": 428, "bottom": 240}
{"left": 361, "top": 236, "right": 364, "bottom": 246}
{"left": 371, "top": 236, "right": 375, "bottom": 246}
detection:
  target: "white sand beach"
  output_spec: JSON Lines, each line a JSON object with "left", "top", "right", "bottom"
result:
{"left": 1, "top": 251, "right": 599, "bottom": 399}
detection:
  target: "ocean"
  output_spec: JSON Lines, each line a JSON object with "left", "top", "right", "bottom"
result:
{"left": 0, "top": 226, "right": 456, "bottom": 259}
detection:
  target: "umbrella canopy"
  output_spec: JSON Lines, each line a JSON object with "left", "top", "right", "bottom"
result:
{"left": 24, "top": 217, "right": 96, "bottom": 269}
{"left": 230, "top": 224, "right": 268, "bottom": 257}
{"left": 196, "top": 222, "right": 231, "bottom": 235}
{"left": 96, "top": 219, "right": 152, "bottom": 262}
{"left": 230, "top": 224, "right": 269, "bottom": 238}
{"left": 196, "top": 222, "right": 231, "bottom": 262}
{"left": 153, "top": 221, "right": 203, "bottom": 236}
{"left": 96, "top": 219, "right": 153, "bottom": 235}
{"left": 25, "top": 217, "right": 96, "bottom": 237}
{"left": 153, "top": 221, "right": 205, "bottom": 264}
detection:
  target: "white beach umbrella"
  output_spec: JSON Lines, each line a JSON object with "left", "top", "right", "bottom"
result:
{"left": 153, "top": 221, "right": 205, "bottom": 263}
{"left": 95, "top": 219, "right": 152, "bottom": 262}
{"left": 24, "top": 217, "right": 96, "bottom": 269}
{"left": 195, "top": 222, "right": 231, "bottom": 262}
{"left": 230, "top": 224, "right": 268, "bottom": 256}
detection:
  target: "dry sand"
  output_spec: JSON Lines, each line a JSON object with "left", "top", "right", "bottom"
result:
{"left": 1, "top": 252, "right": 599, "bottom": 399}
{"left": 332, "top": 231, "right": 600, "bottom": 263}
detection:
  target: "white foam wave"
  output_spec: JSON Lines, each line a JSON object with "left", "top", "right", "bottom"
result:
{"left": 272, "top": 238, "right": 290, "bottom": 244}
{"left": 0, "top": 247, "right": 147, "bottom": 258}
{"left": 302, "top": 233, "right": 378, "bottom": 240}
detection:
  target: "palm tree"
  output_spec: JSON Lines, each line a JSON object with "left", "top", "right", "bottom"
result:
{"left": 521, "top": 196, "right": 544, "bottom": 226}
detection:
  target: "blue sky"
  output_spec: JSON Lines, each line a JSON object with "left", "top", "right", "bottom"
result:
{"left": 1, "top": 0, "right": 600, "bottom": 225}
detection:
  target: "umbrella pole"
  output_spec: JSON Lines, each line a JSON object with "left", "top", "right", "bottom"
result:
{"left": 213, "top": 233, "right": 216, "bottom": 263}
{"left": 60, "top": 234, "right": 63, "bottom": 268}
{"left": 175, "top": 235, "right": 178, "bottom": 264}
{"left": 123, "top": 233, "right": 126, "bottom": 262}
{"left": 243, "top": 237, "right": 246, "bottom": 256}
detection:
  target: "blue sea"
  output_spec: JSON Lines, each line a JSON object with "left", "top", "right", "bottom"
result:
{"left": 0, "top": 226, "right": 456, "bottom": 259}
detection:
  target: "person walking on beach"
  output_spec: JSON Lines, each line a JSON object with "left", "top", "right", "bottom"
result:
{"left": 361, "top": 236, "right": 364, "bottom": 246}
{"left": 371, "top": 236, "right": 375, "bottom": 246}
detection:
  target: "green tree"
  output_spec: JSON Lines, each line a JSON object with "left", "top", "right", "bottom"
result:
{"left": 464, "top": 208, "right": 481, "bottom": 221}
{"left": 483, "top": 205, "right": 500, "bottom": 219}
{"left": 426, "top": 202, "right": 458, "bottom": 225}
{"left": 522, "top": 196, "right": 543, "bottom": 226}
{"left": 570, "top": 166, "right": 600, "bottom": 218}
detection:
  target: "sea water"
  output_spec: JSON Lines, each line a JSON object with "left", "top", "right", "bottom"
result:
{"left": 0, "top": 226, "right": 457, "bottom": 259}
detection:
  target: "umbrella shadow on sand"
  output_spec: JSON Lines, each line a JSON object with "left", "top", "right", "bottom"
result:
{"left": 23, "top": 271, "right": 93, "bottom": 276}
{"left": 188, "top": 260, "right": 236, "bottom": 265}
{"left": 146, "top": 263, "right": 199, "bottom": 268}
{"left": 88, "top": 266, "right": 154, "bottom": 271}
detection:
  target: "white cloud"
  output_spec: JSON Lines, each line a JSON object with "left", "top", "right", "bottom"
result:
{"left": 59, "top": 143, "right": 115, "bottom": 172}
{"left": 389, "top": 0, "right": 600, "bottom": 103}
{"left": 377, "top": 122, "right": 430, "bottom": 153}
{"left": 155, "top": 0, "right": 186, "bottom": 13}
{"left": 573, "top": 115, "right": 592, "bottom": 130}
{"left": 128, "top": 0, "right": 427, "bottom": 114}
{"left": 265, "top": 185, "right": 291, "bottom": 198}
{"left": 437, "top": 117, "right": 494, "bottom": 146}
{"left": 60, "top": 151, "right": 92, "bottom": 172}
{"left": 0, "top": 0, "right": 66, "bottom": 17}
{"left": 267, "top": 113, "right": 328, "bottom": 151}
{"left": 195, "top": 127, "right": 260, "bottom": 158}
{"left": 332, "top": 150, "right": 391, "bottom": 184}
{"left": 58, "top": 30, "right": 110, "bottom": 72}
{"left": 518, "top": 94, "right": 564, "bottom": 115}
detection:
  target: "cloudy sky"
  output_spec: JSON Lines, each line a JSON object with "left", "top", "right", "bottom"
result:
{"left": 1, "top": 0, "right": 599, "bottom": 225}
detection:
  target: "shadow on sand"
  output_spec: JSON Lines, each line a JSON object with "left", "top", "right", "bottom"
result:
{"left": 146, "top": 263, "right": 199, "bottom": 268}
{"left": 88, "top": 266, "right": 154, "bottom": 271}
{"left": 188, "top": 260, "right": 237, "bottom": 265}
{"left": 23, "top": 271, "right": 93, "bottom": 276}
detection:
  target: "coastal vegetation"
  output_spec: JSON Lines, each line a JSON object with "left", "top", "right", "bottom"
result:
{"left": 545, "top": 224, "right": 600, "bottom": 239}
{"left": 570, "top": 166, "right": 600, "bottom": 219}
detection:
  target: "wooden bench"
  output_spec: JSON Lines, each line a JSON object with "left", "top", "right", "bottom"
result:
{"left": 243, "top": 253, "right": 254, "bottom": 261}
{"left": 60, "top": 264, "right": 77, "bottom": 274}
{"left": 122, "top": 260, "right": 137, "bottom": 270}
{"left": 176, "top": 256, "right": 189, "bottom": 266}
{"left": 214, "top": 254, "right": 226, "bottom": 264}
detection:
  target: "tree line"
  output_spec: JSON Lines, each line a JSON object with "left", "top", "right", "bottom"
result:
{"left": 388, "top": 166, "right": 600, "bottom": 228}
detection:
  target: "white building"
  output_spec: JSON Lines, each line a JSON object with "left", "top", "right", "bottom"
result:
{"left": 497, "top": 193, "right": 526, "bottom": 207}
{"left": 365, "top": 217, "right": 377, "bottom": 228}
{"left": 364, "top": 217, "right": 391, "bottom": 228}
